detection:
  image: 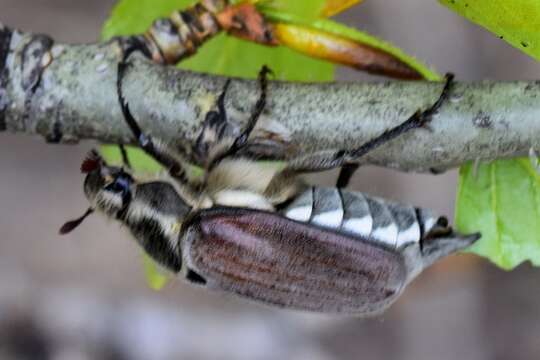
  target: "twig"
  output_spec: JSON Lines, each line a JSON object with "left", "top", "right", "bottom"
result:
{"left": 1, "top": 23, "right": 539, "bottom": 172}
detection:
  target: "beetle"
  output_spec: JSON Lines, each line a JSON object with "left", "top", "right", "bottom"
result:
{"left": 60, "top": 56, "right": 479, "bottom": 315}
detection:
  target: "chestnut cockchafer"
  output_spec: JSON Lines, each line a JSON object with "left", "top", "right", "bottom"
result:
{"left": 61, "top": 53, "right": 479, "bottom": 315}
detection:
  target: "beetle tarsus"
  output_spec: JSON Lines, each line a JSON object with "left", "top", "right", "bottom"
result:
{"left": 347, "top": 73, "right": 454, "bottom": 160}
{"left": 235, "top": 64, "right": 272, "bottom": 149}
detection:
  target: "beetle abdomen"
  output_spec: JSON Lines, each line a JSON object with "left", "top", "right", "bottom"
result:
{"left": 183, "top": 208, "right": 406, "bottom": 314}
{"left": 283, "top": 187, "right": 441, "bottom": 250}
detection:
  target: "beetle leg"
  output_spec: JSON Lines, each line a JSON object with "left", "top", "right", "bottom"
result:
{"left": 334, "top": 73, "right": 454, "bottom": 188}
{"left": 205, "top": 65, "right": 272, "bottom": 171}
{"left": 336, "top": 163, "right": 360, "bottom": 188}
{"left": 117, "top": 51, "right": 195, "bottom": 193}
{"left": 118, "top": 144, "right": 132, "bottom": 169}
{"left": 193, "top": 79, "right": 232, "bottom": 162}
{"left": 228, "top": 65, "right": 272, "bottom": 153}
{"left": 267, "top": 74, "right": 454, "bottom": 196}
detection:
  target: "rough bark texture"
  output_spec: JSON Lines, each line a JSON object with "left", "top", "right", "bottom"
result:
{"left": 1, "top": 23, "right": 539, "bottom": 172}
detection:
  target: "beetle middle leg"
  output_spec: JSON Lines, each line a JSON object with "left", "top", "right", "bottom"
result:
{"left": 266, "top": 74, "right": 454, "bottom": 200}
{"left": 202, "top": 65, "right": 272, "bottom": 172}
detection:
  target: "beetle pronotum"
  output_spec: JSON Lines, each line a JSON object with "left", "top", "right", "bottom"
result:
{"left": 61, "top": 54, "right": 479, "bottom": 315}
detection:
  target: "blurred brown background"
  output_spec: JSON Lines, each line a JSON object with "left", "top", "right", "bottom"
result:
{"left": 1, "top": 1, "right": 539, "bottom": 359}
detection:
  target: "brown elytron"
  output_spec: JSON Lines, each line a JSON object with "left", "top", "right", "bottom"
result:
{"left": 185, "top": 208, "right": 406, "bottom": 314}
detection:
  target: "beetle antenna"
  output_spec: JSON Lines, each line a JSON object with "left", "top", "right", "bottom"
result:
{"left": 59, "top": 208, "right": 95, "bottom": 235}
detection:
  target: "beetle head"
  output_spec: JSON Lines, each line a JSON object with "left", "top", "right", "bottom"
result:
{"left": 61, "top": 150, "right": 192, "bottom": 239}
{"left": 60, "top": 150, "right": 135, "bottom": 234}
{"left": 82, "top": 152, "right": 134, "bottom": 218}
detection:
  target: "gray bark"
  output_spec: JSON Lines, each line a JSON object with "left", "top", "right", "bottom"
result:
{"left": 1, "top": 23, "right": 539, "bottom": 172}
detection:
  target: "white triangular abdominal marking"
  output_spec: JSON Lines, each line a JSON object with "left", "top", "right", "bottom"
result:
{"left": 366, "top": 198, "right": 397, "bottom": 247}
{"left": 372, "top": 223, "right": 399, "bottom": 246}
{"left": 386, "top": 203, "right": 421, "bottom": 246}
{"left": 312, "top": 209, "right": 344, "bottom": 228}
{"left": 281, "top": 187, "right": 441, "bottom": 249}
{"left": 416, "top": 207, "right": 438, "bottom": 235}
{"left": 285, "top": 205, "right": 312, "bottom": 222}
{"left": 284, "top": 189, "right": 313, "bottom": 222}
{"left": 311, "top": 188, "right": 344, "bottom": 228}
{"left": 342, "top": 216, "right": 373, "bottom": 237}
{"left": 396, "top": 223, "right": 421, "bottom": 247}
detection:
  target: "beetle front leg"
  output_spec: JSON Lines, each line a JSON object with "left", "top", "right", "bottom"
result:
{"left": 117, "top": 55, "right": 193, "bottom": 189}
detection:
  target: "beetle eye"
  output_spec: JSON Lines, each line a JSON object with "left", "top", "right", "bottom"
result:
{"left": 104, "top": 173, "right": 132, "bottom": 194}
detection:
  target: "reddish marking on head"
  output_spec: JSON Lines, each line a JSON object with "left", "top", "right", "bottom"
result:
{"left": 80, "top": 150, "right": 101, "bottom": 173}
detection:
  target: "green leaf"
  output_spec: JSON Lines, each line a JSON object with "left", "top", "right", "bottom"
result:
{"left": 100, "top": 145, "right": 162, "bottom": 172}
{"left": 439, "top": 0, "right": 540, "bottom": 269}
{"left": 439, "top": 0, "right": 540, "bottom": 61}
{"left": 456, "top": 158, "right": 540, "bottom": 269}
{"left": 143, "top": 253, "right": 170, "bottom": 290}
{"left": 102, "top": 0, "right": 334, "bottom": 288}
{"left": 261, "top": 9, "right": 442, "bottom": 81}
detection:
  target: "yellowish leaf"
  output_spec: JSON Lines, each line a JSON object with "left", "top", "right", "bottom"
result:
{"left": 273, "top": 23, "right": 422, "bottom": 79}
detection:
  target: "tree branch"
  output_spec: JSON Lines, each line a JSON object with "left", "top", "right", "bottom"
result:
{"left": 1, "top": 23, "right": 539, "bottom": 172}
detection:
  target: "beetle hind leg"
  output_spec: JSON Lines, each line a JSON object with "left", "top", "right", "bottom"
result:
{"left": 336, "top": 163, "right": 360, "bottom": 188}
{"left": 270, "top": 74, "right": 454, "bottom": 194}
{"left": 265, "top": 74, "right": 454, "bottom": 199}
{"left": 335, "top": 73, "right": 454, "bottom": 187}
